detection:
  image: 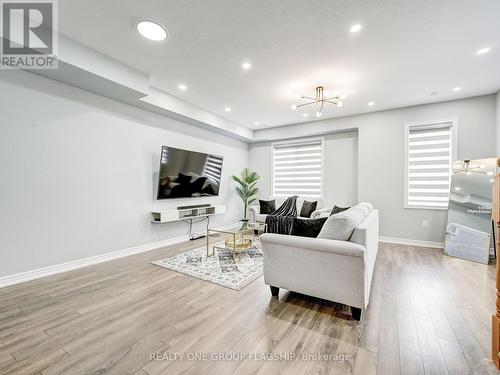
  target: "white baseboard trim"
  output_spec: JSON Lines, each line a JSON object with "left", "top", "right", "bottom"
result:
{"left": 0, "top": 222, "right": 240, "bottom": 289}
{"left": 379, "top": 236, "right": 444, "bottom": 249}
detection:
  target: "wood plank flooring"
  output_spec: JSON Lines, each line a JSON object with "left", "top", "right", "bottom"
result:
{"left": 0, "top": 239, "right": 498, "bottom": 374}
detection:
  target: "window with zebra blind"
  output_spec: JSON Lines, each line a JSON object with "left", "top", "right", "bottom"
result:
{"left": 404, "top": 119, "right": 457, "bottom": 210}
{"left": 272, "top": 139, "right": 324, "bottom": 199}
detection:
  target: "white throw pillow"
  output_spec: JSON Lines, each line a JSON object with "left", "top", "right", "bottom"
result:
{"left": 317, "top": 203, "right": 373, "bottom": 241}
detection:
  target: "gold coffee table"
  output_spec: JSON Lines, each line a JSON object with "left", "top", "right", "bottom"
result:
{"left": 206, "top": 222, "right": 267, "bottom": 262}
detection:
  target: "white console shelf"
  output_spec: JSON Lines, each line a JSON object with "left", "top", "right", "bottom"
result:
{"left": 151, "top": 205, "right": 226, "bottom": 223}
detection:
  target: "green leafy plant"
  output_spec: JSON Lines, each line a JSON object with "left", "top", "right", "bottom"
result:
{"left": 232, "top": 168, "right": 260, "bottom": 221}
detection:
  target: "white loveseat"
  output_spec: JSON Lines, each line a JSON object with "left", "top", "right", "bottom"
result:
{"left": 249, "top": 197, "right": 324, "bottom": 223}
{"left": 260, "top": 203, "right": 379, "bottom": 320}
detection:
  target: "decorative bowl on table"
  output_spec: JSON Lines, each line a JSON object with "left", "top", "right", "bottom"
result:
{"left": 225, "top": 238, "right": 253, "bottom": 252}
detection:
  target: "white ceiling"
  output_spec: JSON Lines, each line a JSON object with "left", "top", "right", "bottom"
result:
{"left": 58, "top": 0, "right": 500, "bottom": 130}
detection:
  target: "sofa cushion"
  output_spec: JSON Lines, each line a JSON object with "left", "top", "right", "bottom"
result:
{"left": 290, "top": 217, "right": 327, "bottom": 238}
{"left": 254, "top": 213, "right": 267, "bottom": 223}
{"left": 318, "top": 203, "right": 373, "bottom": 241}
{"left": 299, "top": 201, "right": 317, "bottom": 218}
{"left": 259, "top": 200, "right": 276, "bottom": 214}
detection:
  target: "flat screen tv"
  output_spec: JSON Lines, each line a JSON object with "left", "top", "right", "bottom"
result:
{"left": 156, "top": 146, "right": 223, "bottom": 199}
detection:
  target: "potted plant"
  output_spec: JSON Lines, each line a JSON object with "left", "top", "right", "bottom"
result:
{"left": 232, "top": 168, "right": 260, "bottom": 229}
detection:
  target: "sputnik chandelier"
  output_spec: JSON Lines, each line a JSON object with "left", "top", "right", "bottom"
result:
{"left": 453, "top": 160, "right": 490, "bottom": 175}
{"left": 291, "top": 86, "right": 346, "bottom": 117}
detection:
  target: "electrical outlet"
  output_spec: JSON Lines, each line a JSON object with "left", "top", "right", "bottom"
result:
{"left": 422, "top": 219, "right": 429, "bottom": 228}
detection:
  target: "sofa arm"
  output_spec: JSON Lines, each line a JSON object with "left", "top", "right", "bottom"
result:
{"left": 310, "top": 207, "right": 331, "bottom": 219}
{"left": 260, "top": 233, "right": 365, "bottom": 257}
{"left": 249, "top": 205, "right": 260, "bottom": 221}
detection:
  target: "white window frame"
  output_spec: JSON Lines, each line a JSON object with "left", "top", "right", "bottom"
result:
{"left": 404, "top": 118, "right": 458, "bottom": 210}
{"left": 271, "top": 137, "right": 325, "bottom": 200}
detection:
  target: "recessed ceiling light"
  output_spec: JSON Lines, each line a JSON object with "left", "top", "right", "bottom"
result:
{"left": 242, "top": 62, "right": 252, "bottom": 70}
{"left": 454, "top": 187, "right": 461, "bottom": 191}
{"left": 302, "top": 113, "right": 309, "bottom": 118}
{"left": 291, "top": 104, "right": 297, "bottom": 110}
{"left": 350, "top": 24, "right": 362, "bottom": 33}
{"left": 368, "top": 101, "right": 375, "bottom": 106}
{"left": 224, "top": 107, "right": 231, "bottom": 112}
{"left": 477, "top": 47, "right": 491, "bottom": 55}
{"left": 253, "top": 121, "right": 259, "bottom": 126}
{"left": 452, "top": 86, "right": 462, "bottom": 92}
{"left": 137, "top": 21, "right": 168, "bottom": 41}
{"left": 178, "top": 83, "right": 187, "bottom": 91}
{"left": 487, "top": 171, "right": 494, "bottom": 176}
{"left": 491, "top": 179, "right": 495, "bottom": 183}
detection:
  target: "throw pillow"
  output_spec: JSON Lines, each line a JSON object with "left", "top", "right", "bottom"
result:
{"left": 290, "top": 217, "right": 327, "bottom": 237}
{"left": 330, "top": 205, "right": 350, "bottom": 216}
{"left": 318, "top": 204, "right": 371, "bottom": 241}
{"left": 300, "top": 200, "right": 318, "bottom": 218}
{"left": 259, "top": 200, "right": 276, "bottom": 214}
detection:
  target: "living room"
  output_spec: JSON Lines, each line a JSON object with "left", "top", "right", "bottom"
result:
{"left": 1, "top": 1, "right": 500, "bottom": 374}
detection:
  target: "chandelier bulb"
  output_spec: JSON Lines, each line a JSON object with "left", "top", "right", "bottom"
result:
{"left": 316, "top": 111, "right": 322, "bottom": 117}
{"left": 291, "top": 104, "right": 297, "bottom": 110}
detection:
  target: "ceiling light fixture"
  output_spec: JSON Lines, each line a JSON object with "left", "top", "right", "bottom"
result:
{"left": 454, "top": 187, "right": 461, "bottom": 191}
{"left": 491, "top": 179, "right": 495, "bottom": 183}
{"left": 224, "top": 107, "right": 231, "bottom": 112}
{"left": 302, "top": 113, "right": 309, "bottom": 118}
{"left": 178, "top": 83, "right": 187, "bottom": 91}
{"left": 242, "top": 62, "right": 252, "bottom": 70}
{"left": 253, "top": 121, "right": 259, "bottom": 126}
{"left": 291, "top": 86, "right": 345, "bottom": 117}
{"left": 454, "top": 160, "right": 490, "bottom": 175}
{"left": 452, "top": 86, "right": 462, "bottom": 92}
{"left": 350, "top": 24, "right": 362, "bottom": 33}
{"left": 368, "top": 101, "right": 375, "bottom": 106}
{"left": 477, "top": 47, "right": 491, "bottom": 55}
{"left": 136, "top": 21, "right": 168, "bottom": 41}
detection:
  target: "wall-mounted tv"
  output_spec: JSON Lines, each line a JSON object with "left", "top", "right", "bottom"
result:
{"left": 156, "top": 146, "right": 223, "bottom": 199}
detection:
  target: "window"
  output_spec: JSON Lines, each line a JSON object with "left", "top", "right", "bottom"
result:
{"left": 272, "top": 139, "right": 323, "bottom": 198}
{"left": 404, "top": 119, "right": 457, "bottom": 210}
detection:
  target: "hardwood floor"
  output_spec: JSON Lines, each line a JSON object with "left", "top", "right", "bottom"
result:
{"left": 0, "top": 239, "right": 497, "bottom": 374}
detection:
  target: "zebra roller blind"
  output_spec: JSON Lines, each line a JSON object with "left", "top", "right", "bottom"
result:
{"left": 405, "top": 121, "right": 455, "bottom": 209}
{"left": 272, "top": 139, "right": 323, "bottom": 198}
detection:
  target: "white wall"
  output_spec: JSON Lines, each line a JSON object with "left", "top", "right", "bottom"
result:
{"left": 252, "top": 95, "right": 496, "bottom": 243}
{"left": 496, "top": 91, "right": 500, "bottom": 155}
{"left": 0, "top": 70, "right": 248, "bottom": 278}
{"left": 249, "top": 131, "right": 358, "bottom": 208}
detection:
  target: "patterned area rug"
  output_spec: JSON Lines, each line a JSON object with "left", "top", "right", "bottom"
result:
{"left": 151, "top": 237, "right": 263, "bottom": 290}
